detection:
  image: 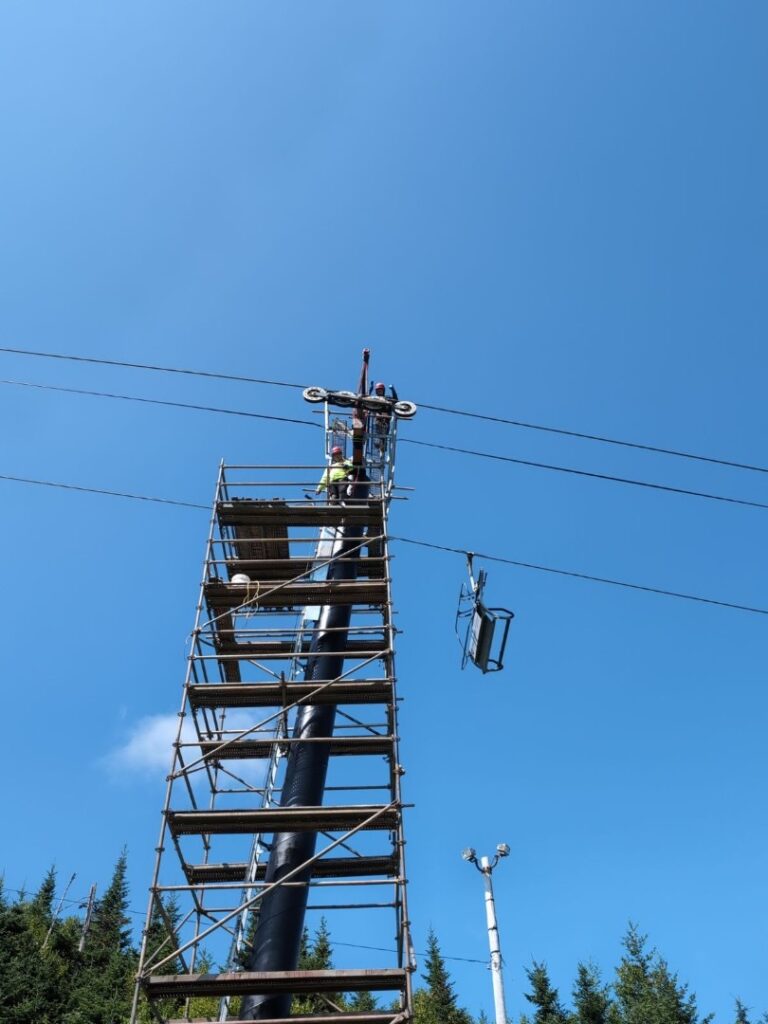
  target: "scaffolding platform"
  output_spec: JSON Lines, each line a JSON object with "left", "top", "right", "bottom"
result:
{"left": 167, "top": 804, "right": 400, "bottom": 837}
{"left": 184, "top": 853, "right": 399, "bottom": 884}
{"left": 221, "top": 556, "right": 387, "bottom": 581}
{"left": 218, "top": 499, "right": 384, "bottom": 531}
{"left": 196, "top": 735, "right": 394, "bottom": 761}
{"left": 205, "top": 578, "right": 389, "bottom": 610}
{"left": 187, "top": 680, "right": 395, "bottom": 709}
{"left": 212, "top": 638, "right": 390, "bottom": 657}
{"left": 144, "top": 968, "right": 407, "bottom": 999}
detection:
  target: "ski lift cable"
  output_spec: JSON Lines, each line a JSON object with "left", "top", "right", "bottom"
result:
{"left": 0, "top": 377, "right": 321, "bottom": 429}
{"left": 1, "top": 345, "right": 766, "bottom": 475}
{"left": 417, "top": 401, "right": 768, "bottom": 475}
{"left": 0, "top": 473, "right": 209, "bottom": 509}
{"left": 400, "top": 438, "right": 768, "bottom": 512}
{"left": 1, "top": 377, "right": 766, "bottom": 514}
{"left": 0, "top": 346, "right": 306, "bottom": 390}
{"left": 390, "top": 536, "right": 768, "bottom": 617}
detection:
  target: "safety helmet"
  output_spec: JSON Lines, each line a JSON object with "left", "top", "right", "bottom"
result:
{"left": 331, "top": 445, "right": 343, "bottom": 455}
{"left": 374, "top": 381, "right": 386, "bottom": 392}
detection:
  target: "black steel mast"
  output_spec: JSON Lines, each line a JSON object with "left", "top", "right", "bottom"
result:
{"left": 241, "top": 352, "right": 371, "bottom": 1020}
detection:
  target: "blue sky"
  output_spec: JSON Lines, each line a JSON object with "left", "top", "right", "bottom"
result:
{"left": 1, "top": 1, "right": 767, "bottom": 1019}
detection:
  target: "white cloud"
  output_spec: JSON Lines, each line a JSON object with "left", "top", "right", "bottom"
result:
{"left": 106, "top": 712, "right": 183, "bottom": 776}
{"left": 105, "top": 709, "right": 274, "bottom": 787}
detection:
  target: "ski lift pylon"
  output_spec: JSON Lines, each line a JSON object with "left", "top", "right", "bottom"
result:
{"left": 455, "top": 553, "right": 515, "bottom": 674}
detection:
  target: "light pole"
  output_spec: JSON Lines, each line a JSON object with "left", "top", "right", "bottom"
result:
{"left": 462, "top": 843, "right": 510, "bottom": 1024}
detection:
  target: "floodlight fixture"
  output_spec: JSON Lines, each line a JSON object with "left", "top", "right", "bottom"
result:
{"left": 461, "top": 847, "right": 477, "bottom": 863}
{"left": 496, "top": 843, "right": 510, "bottom": 858}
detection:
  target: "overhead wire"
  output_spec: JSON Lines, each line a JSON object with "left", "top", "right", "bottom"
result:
{"left": 1, "top": 376, "right": 766, "bottom": 513}
{"left": 1, "top": 344, "right": 766, "bottom": 475}
{"left": 0, "top": 345, "right": 305, "bottom": 390}
{"left": 390, "top": 536, "right": 768, "bottom": 616}
{"left": 418, "top": 401, "right": 768, "bottom": 475}
{"left": 400, "top": 438, "right": 768, "bottom": 512}
{"left": 0, "top": 474, "right": 209, "bottom": 510}
{"left": 1, "top": 885, "right": 487, "bottom": 965}
{"left": 0, "top": 472, "right": 764, "bottom": 615}
{"left": 0, "top": 377, "right": 320, "bottom": 429}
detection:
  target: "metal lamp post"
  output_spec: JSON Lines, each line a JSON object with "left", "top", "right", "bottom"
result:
{"left": 461, "top": 843, "right": 510, "bottom": 1024}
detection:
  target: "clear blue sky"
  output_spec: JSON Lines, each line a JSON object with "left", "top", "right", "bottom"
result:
{"left": 1, "top": 2, "right": 767, "bottom": 1019}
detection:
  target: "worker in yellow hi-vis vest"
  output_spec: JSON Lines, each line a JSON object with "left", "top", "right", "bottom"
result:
{"left": 315, "top": 446, "right": 353, "bottom": 502}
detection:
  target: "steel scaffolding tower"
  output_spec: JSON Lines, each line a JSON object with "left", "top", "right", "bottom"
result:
{"left": 132, "top": 357, "right": 416, "bottom": 1024}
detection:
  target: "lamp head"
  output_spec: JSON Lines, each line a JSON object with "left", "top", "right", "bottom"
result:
{"left": 461, "top": 847, "right": 477, "bottom": 863}
{"left": 496, "top": 843, "right": 510, "bottom": 858}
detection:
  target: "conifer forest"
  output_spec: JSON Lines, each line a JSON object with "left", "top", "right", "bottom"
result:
{"left": 1, "top": 858, "right": 764, "bottom": 1024}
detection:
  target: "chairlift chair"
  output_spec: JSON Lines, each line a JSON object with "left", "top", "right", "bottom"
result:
{"left": 455, "top": 554, "right": 514, "bottom": 674}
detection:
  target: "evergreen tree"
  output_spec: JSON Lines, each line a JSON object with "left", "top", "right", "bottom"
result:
{"left": 144, "top": 893, "right": 182, "bottom": 971}
{"left": 347, "top": 990, "right": 379, "bottom": 1012}
{"left": 608, "top": 925, "right": 712, "bottom": 1024}
{"left": 31, "top": 867, "right": 57, "bottom": 924}
{"left": 292, "top": 917, "right": 342, "bottom": 1015}
{"left": 186, "top": 948, "right": 222, "bottom": 1020}
{"left": 0, "top": 892, "right": 48, "bottom": 1021}
{"left": 64, "top": 849, "right": 136, "bottom": 1024}
{"left": 734, "top": 1000, "right": 751, "bottom": 1024}
{"left": 136, "top": 894, "right": 183, "bottom": 1024}
{"left": 523, "top": 961, "right": 568, "bottom": 1024}
{"left": 0, "top": 869, "right": 81, "bottom": 1024}
{"left": 572, "top": 962, "right": 611, "bottom": 1024}
{"left": 89, "top": 849, "right": 133, "bottom": 957}
{"left": 413, "top": 928, "right": 473, "bottom": 1024}
{"left": 308, "top": 916, "right": 333, "bottom": 972}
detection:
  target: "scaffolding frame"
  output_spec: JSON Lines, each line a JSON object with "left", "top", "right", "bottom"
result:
{"left": 132, "top": 403, "right": 414, "bottom": 1024}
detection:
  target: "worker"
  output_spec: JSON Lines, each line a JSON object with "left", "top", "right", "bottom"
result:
{"left": 316, "top": 446, "right": 353, "bottom": 501}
